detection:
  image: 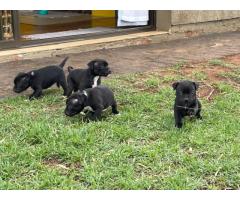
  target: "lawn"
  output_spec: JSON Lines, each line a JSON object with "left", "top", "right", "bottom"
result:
{"left": 0, "top": 57, "right": 240, "bottom": 189}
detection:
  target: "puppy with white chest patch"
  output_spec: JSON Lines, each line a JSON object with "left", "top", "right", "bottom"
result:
{"left": 65, "top": 85, "right": 119, "bottom": 121}
{"left": 172, "top": 80, "right": 202, "bottom": 128}
{"left": 13, "top": 57, "right": 68, "bottom": 100}
{"left": 66, "top": 59, "right": 111, "bottom": 96}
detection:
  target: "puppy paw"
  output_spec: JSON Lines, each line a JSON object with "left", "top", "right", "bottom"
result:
{"left": 80, "top": 111, "right": 86, "bottom": 116}
{"left": 29, "top": 96, "right": 34, "bottom": 101}
{"left": 113, "top": 111, "right": 119, "bottom": 115}
{"left": 175, "top": 123, "right": 183, "bottom": 128}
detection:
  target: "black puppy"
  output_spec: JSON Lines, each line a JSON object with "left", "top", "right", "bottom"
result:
{"left": 65, "top": 85, "right": 119, "bottom": 120}
{"left": 66, "top": 59, "right": 111, "bottom": 96}
{"left": 172, "top": 80, "right": 202, "bottom": 128}
{"left": 13, "top": 57, "right": 68, "bottom": 100}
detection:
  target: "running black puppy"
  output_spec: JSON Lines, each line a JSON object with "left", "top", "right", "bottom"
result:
{"left": 65, "top": 85, "right": 119, "bottom": 120}
{"left": 66, "top": 59, "right": 111, "bottom": 96}
{"left": 172, "top": 80, "right": 202, "bottom": 128}
{"left": 13, "top": 57, "right": 68, "bottom": 100}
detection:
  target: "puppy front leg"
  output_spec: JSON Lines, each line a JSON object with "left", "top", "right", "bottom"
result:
{"left": 196, "top": 100, "right": 202, "bottom": 119}
{"left": 174, "top": 109, "right": 183, "bottom": 128}
{"left": 66, "top": 79, "right": 74, "bottom": 97}
{"left": 29, "top": 88, "right": 43, "bottom": 100}
{"left": 196, "top": 109, "right": 202, "bottom": 119}
{"left": 112, "top": 101, "right": 119, "bottom": 114}
{"left": 59, "top": 78, "right": 68, "bottom": 96}
{"left": 90, "top": 107, "right": 103, "bottom": 121}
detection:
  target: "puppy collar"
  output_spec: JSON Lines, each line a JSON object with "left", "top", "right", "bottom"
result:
{"left": 176, "top": 105, "right": 194, "bottom": 110}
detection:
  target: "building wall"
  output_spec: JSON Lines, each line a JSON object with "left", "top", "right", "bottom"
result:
{"left": 156, "top": 10, "right": 240, "bottom": 33}
{"left": 171, "top": 11, "right": 240, "bottom": 25}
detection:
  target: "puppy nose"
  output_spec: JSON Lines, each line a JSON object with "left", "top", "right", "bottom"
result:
{"left": 184, "top": 99, "right": 189, "bottom": 103}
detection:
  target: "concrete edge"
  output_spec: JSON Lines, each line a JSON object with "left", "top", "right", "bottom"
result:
{"left": 0, "top": 31, "right": 168, "bottom": 63}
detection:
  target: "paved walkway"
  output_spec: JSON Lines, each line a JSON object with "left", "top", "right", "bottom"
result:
{"left": 0, "top": 31, "right": 239, "bottom": 98}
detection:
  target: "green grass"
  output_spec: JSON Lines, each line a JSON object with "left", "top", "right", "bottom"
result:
{"left": 220, "top": 68, "right": 240, "bottom": 84}
{"left": 0, "top": 68, "right": 240, "bottom": 189}
{"left": 171, "top": 60, "right": 187, "bottom": 70}
{"left": 192, "top": 71, "right": 208, "bottom": 81}
{"left": 208, "top": 59, "right": 236, "bottom": 68}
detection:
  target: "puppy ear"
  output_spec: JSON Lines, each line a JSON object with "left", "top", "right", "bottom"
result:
{"left": 103, "top": 60, "right": 108, "bottom": 66}
{"left": 172, "top": 82, "right": 179, "bottom": 90}
{"left": 87, "top": 60, "right": 97, "bottom": 69}
{"left": 68, "top": 66, "right": 74, "bottom": 72}
{"left": 77, "top": 92, "right": 87, "bottom": 102}
{"left": 192, "top": 81, "right": 199, "bottom": 90}
{"left": 14, "top": 72, "right": 26, "bottom": 83}
{"left": 17, "top": 72, "right": 27, "bottom": 78}
{"left": 17, "top": 72, "right": 31, "bottom": 80}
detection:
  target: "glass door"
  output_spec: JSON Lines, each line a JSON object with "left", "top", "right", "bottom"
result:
{"left": 0, "top": 10, "right": 155, "bottom": 50}
{"left": 19, "top": 10, "right": 117, "bottom": 41}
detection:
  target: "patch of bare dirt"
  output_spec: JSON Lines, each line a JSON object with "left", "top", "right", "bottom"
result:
{"left": 43, "top": 156, "right": 62, "bottom": 165}
{"left": 147, "top": 69, "right": 178, "bottom": 78}
{"left": 1, "top": 104, "right": 16, "bottom": 111}
{"left": 180, "top": 65, "right": 232, "bottom": 83}
{"left": 224, "top": 54, "right": 240, "bottom": 66}
{"left": 126, "top": 63, "right": 233, "bottom": 100}
{"left": 43, "top": 156, "right": 82, "bottom": 170}
{"left": 198, "top": 84, "right": 220, "bottom": 101}
{"left": 177, "top": 64, "right": 232, "bottom": 100}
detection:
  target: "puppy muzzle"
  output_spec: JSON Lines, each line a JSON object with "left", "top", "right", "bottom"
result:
{"left": 103, "top": 71, "right": 111, "bottom": 76}
{"left": 13, "top": 87, "right": 23, "bottom": 93}
{"left": 64, "top": 109, "right": 77, "bottom": 117}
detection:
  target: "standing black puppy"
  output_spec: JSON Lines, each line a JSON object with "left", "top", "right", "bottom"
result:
{"left": 13, "top": 57, "right": 68, "bottom": 100}
{"left": 172, "top": 80, "right": 202, "bottom": 128}
{"left": 66, "top": 59, "right": 111, "bottom": 96}
{"left": 65, "top": 85, "right": 119, "bottom": 120}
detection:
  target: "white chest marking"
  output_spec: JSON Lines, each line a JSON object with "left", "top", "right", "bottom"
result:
{"left": 83, "top": 90, "right": 88, "bottom": 97}
{"left": 92, "top": 76, "right": 99, "bottom": 88}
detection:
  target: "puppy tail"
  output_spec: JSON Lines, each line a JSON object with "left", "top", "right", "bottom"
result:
{"left": 59, "top": 57, "right": 69, "bottom": 68}
{"left": 68, "top": 66, "right": 74, "bottom": 72}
